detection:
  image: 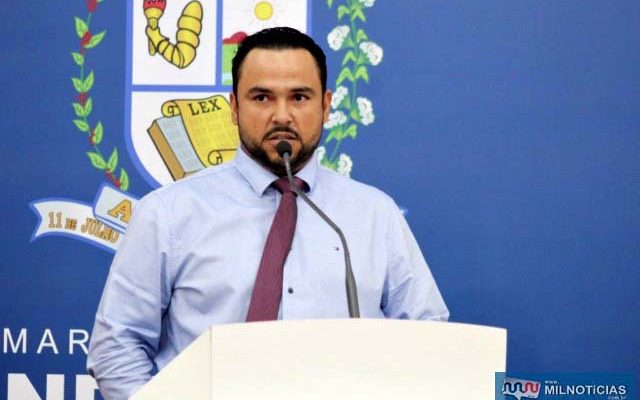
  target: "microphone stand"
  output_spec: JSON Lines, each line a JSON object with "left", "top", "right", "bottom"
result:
{"left": 280, "top": 144, "right": 360, "bottom": 319}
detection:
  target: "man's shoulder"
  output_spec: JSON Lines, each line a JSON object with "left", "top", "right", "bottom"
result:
{"left": 141, "top": 163, "right": 238, "bottom": 204}
{"left": 316, "top": 165, "right": 397, "bottom": 208}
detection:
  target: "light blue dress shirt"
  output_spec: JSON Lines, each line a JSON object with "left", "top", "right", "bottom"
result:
{"left": 87, "top": 148, "right": 449, "bottom": 400}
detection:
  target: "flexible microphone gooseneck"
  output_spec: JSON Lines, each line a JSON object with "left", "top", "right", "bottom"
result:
{"left": 276, "top": 140, "right": 360, "bottom": 318}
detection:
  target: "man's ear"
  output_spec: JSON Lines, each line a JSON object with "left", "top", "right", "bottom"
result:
{"left": 322, "top": 90, "right": 332, "bottom": 124}
{"left": 230, "top": 92, "right": 239, "bottom": 125}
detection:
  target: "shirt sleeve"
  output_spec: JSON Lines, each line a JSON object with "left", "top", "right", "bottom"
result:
{"left": 381, "top": 200, "right": 449, "bottom": 321}
{"left": 87, "top": 192, "right": 173, "bottom": 400}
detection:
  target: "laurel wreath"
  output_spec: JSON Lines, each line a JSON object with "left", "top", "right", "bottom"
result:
{"left": 71, "top": 0, "right": 130, "bottom": 191}
{"left": 322, "top": 0, "right": 382, "bottom": 175}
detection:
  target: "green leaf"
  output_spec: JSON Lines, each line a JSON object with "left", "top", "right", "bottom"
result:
{"left": 87, "top": 152, "right": 107, "bottom": 169}
{"left": 345, "top": 124, "right": 358, "bottom": 139}
{"left": 343, "top": 35, "right": 355, "bottom": 49}
{"left": 107, "top": 148, "right": 118, "bottom": 172}
{"left": 351, "top": 8, "right": 366, "bottom": 22}
{"left": 354, "top": 65, "right": 369, "bottom": 83}
{"left": 336, "top": 68, "right": 355, "bottom": 85}
{"left": 93, "top": 121, "right": 104, "bottom": 144}
{"left": 342, "top": 97, "right": 351, "bottom": 110}
{"left": 119, "top": 169, "right": 130, "bottom": 191}
{"left": 84, "top": 98, "right": 93, "bottom": 116}
{"left": 83, "top": 71, "right": 95, "bottom": 92}
{"left": 337, "top": 5, "right": 350, "bottom": 20}
{"left": 75, "top": 17, "right": 88, "bottom": 38}
{"left": 325, "top": 127, "right": 342, "bottom": 143}
{"left": 72, "top": 103, "right": 85, "bottom": 117}
{"left": 342, "top": 50, "right": 357, "bottom": 66}
{"left": 321, "top": 157, "right": 338, "bottom": 171}
{"left": 327, "top": 0, "right": 334, "bottom": 7}
{"left": 71, "top": 77, "right": 84, "bottom": 93}
{"left": 357, "top": 52, "right": 368, "bottom": 65}
{"left": 84, "top": 31, "right": 106, "bottom": 49}
{"left": 350, "top": 108, "right": 361, "bottom": 121}
{"left": 356, "top": 29, "right": 368, "bottom": 42}
{"left": 73, "top": 119, "right": 89, "bottom": 132}
{"left": 71, "top": 52, "right": 84, "bottom": 66}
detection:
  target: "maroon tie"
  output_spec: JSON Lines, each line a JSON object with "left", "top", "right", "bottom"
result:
{"left": 246, "top": 177, "right": 306, "bottom": 322}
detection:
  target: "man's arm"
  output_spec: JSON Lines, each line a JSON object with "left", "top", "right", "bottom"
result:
{"left": 381, "top": 200, "right": 449, "bottom": 321}
{"left": 87, "top": 193, "right": 172, "bottom": 400}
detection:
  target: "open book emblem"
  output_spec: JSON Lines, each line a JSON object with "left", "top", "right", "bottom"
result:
{"left": 147, "top": 94, "right": 239, "bottom": 180}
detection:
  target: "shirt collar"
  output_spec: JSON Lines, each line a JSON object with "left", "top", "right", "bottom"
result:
{"left": 233, "top": 145, "right": 319, "bottom": 196}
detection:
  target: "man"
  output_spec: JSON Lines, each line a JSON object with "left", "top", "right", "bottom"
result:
{"left": 88, "top": 27, "right": 448, "bottom": 400}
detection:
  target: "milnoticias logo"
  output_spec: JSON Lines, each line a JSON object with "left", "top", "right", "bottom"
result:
{"left": 502, "top": 377, "right": 541, "bottom": 400}
{"left": 543, "top": 381, "right": 627, "bottom": 397}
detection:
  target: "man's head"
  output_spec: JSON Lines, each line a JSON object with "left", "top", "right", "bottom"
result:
{"left": 231, "top": 27, "right": 328, "bottom": 96}
{"left": 230, "top": 27, "right": 331, "bottom": 176}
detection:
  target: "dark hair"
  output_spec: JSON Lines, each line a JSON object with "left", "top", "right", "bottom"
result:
{"left": 231, "top": 27, "right": 328, "bottom": 95}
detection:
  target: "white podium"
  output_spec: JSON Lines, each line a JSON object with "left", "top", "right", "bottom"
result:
{"left": 131, "top": 319, "right": 506, "bottom": 400}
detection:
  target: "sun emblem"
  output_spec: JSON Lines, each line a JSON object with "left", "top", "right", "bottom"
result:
{"left": 254, "top": 1, "right": 274, "bottom": 21}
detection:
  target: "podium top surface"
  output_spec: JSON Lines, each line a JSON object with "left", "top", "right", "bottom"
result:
{"left": 132, "top": 319, "right": 507, "bottom": 400}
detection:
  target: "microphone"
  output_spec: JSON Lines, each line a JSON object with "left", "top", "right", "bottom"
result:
{"left": 276, "top": 140, "right": 360, "bottom": 318}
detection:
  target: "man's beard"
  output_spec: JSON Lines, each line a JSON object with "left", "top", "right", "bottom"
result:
{"left": 239, "top": 124, "right": 321, "bottom": 176}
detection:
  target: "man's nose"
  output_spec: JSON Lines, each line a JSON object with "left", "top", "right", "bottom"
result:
{"left": 271, "top": 98, "right": 293, "bottom": 125}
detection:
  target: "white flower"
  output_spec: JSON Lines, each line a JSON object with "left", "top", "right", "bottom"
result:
{"left": 358, "top": 0, "right": 375, "bottom": 7}
{"left": 337, "top": 153, "right": 353, "bottom": 177}
{"left": 357, "top": 97, "right": 372, "bottom": 113}
{"left": 324, "top": 111, "right": 348, "bottom": 129}
{"left": 359, "top": 41, "right": 383, "bottom": 66}
{"left": 327, "top": 26, "right": 350, "bottom": 51}
{"left": 356, "top": 97, "right": 375, "bottom": 125}
{"left": 331, "top": 86, "right": 348, "bottom": 109}
{"left": 315, "top": 146, "right": 326, "bottom": 165}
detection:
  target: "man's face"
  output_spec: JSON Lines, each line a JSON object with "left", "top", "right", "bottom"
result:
{"left": 230, "top": 48, "right": 332, "bottom": 176}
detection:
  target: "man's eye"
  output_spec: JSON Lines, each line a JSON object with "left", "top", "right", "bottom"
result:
{"left": 254, "top": 94, "right": 268, "bottom": 102}
{"left": 293, "top": 94, "right": 308, "bottom": 102}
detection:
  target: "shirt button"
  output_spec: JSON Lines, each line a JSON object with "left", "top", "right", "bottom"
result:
{"left": 288, "top": 287, "right": 294, "bottom": 294}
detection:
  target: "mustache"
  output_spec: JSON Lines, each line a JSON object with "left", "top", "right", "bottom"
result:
{"left": 262, "top": 125, "right": 300, "bottom": 141}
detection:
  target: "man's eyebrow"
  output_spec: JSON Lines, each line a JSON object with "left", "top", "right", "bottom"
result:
{"left": 291, "top": 86, "right": 315, "bottom": 95}
{"left": 247, "top": 86, "right": 273, "bottom": 95}
{"left": 246, "top": 86, "right": 317, "bottom": 96}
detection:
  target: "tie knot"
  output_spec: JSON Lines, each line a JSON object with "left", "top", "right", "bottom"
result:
{"left": 273, "top": 177, "right": 306, "bottom": 194}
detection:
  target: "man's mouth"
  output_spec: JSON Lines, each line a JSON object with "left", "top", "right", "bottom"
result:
{"left": 265, "top": 129, "right": 298, "bottom": 142}
{"left": 265, "top": 130, "right": 298, "bottom": 141}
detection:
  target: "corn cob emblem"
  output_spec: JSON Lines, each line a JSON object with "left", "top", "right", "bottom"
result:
{"left": 143, "top": 0, "right": 203, "bottom": 69}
